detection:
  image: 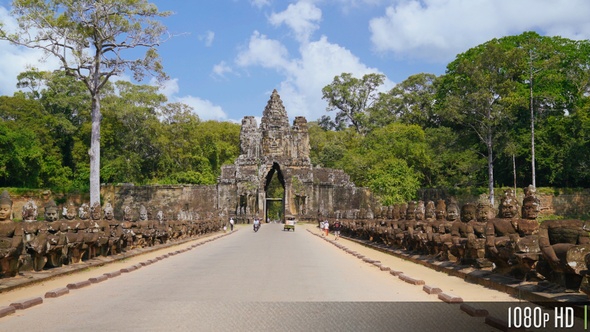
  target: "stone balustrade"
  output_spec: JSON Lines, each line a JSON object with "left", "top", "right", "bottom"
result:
{"left": 0, "top": 191, "right": 222, "bottom": 278}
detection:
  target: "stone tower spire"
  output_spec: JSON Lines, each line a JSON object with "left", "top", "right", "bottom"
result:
{"left": 232, "top": 89, "right": 311, "bottom": 167}
{"left": 261, "top": 89, "right": 289, "bottom": 128}
{"left": 260, "top": 89, "right": 292, "bottom": 162}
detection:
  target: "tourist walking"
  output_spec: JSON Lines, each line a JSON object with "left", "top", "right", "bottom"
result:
{"left": 333, "top": 220, "right": 341, "bottom": 240}
{"left": 323, "top": 220, "right": 329, "bottom": 237}
{"left": 229, "top": 217, "right": 235, "bottom": 231}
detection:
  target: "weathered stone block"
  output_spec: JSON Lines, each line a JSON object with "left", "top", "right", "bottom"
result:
{"left": 460, "top": 303, "right": 489, "bottom": 317}
{"left": 0, "top": 306, "right": 16, "bottom": 317}
{"left": 104, "top": 271, "right": 121, "bottom": 278}
{"left": 10, "top": 297, "right": 43, "bottom": 309}
{"left": 45, "top": 287, "right": 69, "bottom": 298}
{"left": 438, "top": 292, "right": 463, "bottom": 303}
{"left": 67, "top": 280, "right": 91, "bottom": 289}
{"left": 422, "top": 285, "right": 442, "bottom": 294}
{"left": 89, "top": 275, "right": 108, "bottom": 283}
{"left": 399, "top": 274, "right": 425, "bottom": 285}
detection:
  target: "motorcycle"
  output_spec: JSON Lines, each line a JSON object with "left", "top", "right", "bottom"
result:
{"left": 253, "top": 222, "right": 260, "bottom": 232}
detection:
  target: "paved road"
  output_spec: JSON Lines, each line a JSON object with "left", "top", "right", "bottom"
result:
{"left": 0, "top": 223, "right": 574, "bottom": 331}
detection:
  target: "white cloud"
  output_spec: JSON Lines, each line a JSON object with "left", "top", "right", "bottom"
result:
{"left": 155, "top": 78, "right": 228, "bottom": 121}
{"left": 1, "top": 4, "right": 226, "bottom": 123}
{"left": 154, "top": 77, "right": 180, "bottom": 97}
{"left": 250, "top": 0, "right": 271, "bottom": 8}
{"left": 199, "top": 30, "right": 215, "bottom": 47}
{"left": 235, "top": 31, "right": 291, "bottom": 70}
{"left": 211, "top": 61, "right": 234, "bottom": 79}
{"left": 235, "top": 1, "right": 394, "bottom": 121}
{"left": 176, "top": 95, "right": 228, "bottom": 121}
{"left": 269, "top": 2, "right": 322, "bottom": 43}
{"left": 282, "top": 36, "right": 393, "bottom": 120}
{"left": 328, "top": 0, "right": 386, "bottom": 14}
{"left": 369, "top": 0, "right": 590, "bottom": 63}
{"left": 235, "top": 30, "right": 393, "bottom": 121}
{"left": 0, "top": 6, "right": 61, "bottom": 96}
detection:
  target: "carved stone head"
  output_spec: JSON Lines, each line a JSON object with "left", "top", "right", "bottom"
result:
{"left": 446, "top": 198, "right": 459, "bottom": 222}
{"left": 435, "top": 199, "right": 446, "bottom": 221}
{"left": 103, "top": 202, "right": 114, "bottom": 220}
{"left": 123, "top": 206, "right": 133, "bottom": 221}
{"left": 139, "top": 205, "right": 148, "bottom": 221}
{"left": 0, "top": 190, "right": 13, "bottom": 222}
{"left": 405, "top": 201, "right": 416, "bottom": 220}
{"left": 391, "top": 204, "right": 400, "bottom": 220}
{"left": 425, "top": 201, "right": 436, "bottom": 220}
{"left": 78, "top": 203, "right": 90, "bottom": 220}
{"left": 415, "top": 201, "right": 425, "bottom": 221}
{"left": 63, "top": 201, "right": 77, "bottom": 220}
{"left": 476, "top": 196, "right": 494, "bottom": 222}
{"left": 44, "top": 200, "right": 59, "bottom": 222}
{"left": 522, "top": 191, "right": 540, "bottom": 220}
{"left": 460, "top": 203, "right": 477, "bottom": 223}
{"left": 398, "top": 203, "right": 407, "bottom": 220}
{"left": 90, "top": 202, "right": 102, "bottom": 220}
{"left": 499, "top": 190, "right": 519, "bottom": 219}
{"left": 22, "top": 198, "right": 38, "bottom": 222}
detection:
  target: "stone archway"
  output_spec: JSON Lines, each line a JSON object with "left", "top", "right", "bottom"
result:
{"left": 216, "top": 89, "right": 373, "bottom": 224}
{"left": 264, "top": 162, "right": 285, "bottom": 223}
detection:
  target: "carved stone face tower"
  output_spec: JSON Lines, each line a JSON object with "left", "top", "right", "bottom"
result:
{"left": 261, "top": 90, "right": 291, "bottom": 160}
{"left": 259, "top": 89, "right": 311, "bottom": 166}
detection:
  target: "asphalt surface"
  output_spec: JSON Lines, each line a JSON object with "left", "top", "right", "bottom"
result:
{"left": 0, "top": 223, "right": 585, "bottom": 331}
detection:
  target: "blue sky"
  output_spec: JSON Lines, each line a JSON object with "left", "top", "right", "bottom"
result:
{"left": 1, "top": 0, "right": 590, "bottom": 124}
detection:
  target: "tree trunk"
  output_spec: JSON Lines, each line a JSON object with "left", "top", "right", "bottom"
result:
{"left": 487, "top": 132, "right": 495, "bottom": 207}
{"left": 529, "top": 50, "right": 536, "bottom": 188}
{"left": 513, "top": 153, "right": 517, "bottom": 193}
{"left": 89, "top": 95, "right": 101, "bottom": 206}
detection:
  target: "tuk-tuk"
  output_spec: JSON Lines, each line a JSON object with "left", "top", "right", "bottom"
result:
{"left": 284, "top": 215, "right": 296, "bottom": 231}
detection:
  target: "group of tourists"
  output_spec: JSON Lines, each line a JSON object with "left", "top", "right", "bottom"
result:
{"left": 320, "top": 219, "right": 341, "bottom": 240}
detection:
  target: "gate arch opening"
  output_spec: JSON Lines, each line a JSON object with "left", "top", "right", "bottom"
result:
{"left": 264, "top": 162, "right": 285, "bottom": 223}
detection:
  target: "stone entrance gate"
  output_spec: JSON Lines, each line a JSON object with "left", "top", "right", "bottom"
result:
{"left": 216, "top": 89, "right": 374, "bottom": 224}
{"left": 102, "top": 90, "right": 374, "bottom": 224}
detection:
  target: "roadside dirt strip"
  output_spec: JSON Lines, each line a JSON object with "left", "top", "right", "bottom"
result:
{"left": 0, "top": 230, "right": 236, "bottom": 317}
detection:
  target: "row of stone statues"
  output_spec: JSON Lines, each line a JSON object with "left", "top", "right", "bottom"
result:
{"left": 329, "top": 186, "right": 590, "bottom": 293}
{"left": 0, "top": 191, "right": 221, "bottom": 278}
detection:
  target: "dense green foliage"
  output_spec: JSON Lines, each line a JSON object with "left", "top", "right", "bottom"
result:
{"left": 0, "top": 70, "right": 240, "bottom": 191}
{"left": 315, "top": 32, "right": 590, "bottom": 203}
{"left": 1, "top": 0, "right": 172, "bottom": 205}
{"left": 0, "top": 31, "right": 589, "bottom": 205}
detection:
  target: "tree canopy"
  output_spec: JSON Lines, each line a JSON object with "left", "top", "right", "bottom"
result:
{"left": 1, "top": 0, "right": 171, "bottom": 205}
{"left": 0, "top": 31, "right": 588, "bottom": 206}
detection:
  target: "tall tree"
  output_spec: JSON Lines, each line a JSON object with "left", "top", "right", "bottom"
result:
{"left": 371, "top": 73, "right": 439, "bottom": 128}
{"left": 0, "top": 95, "right": 75, "bottom": 188}
{"left": 437, "top": 39, "right": 527, "bottom": 206}
{"left": 503, "top": 32, "right": 576, "bottom": 188}
{"left": 0, "top": 0, "right": 170, "bottom": 205}
{"left": 496, "top": 32, "right": 590, "bottom": 188}
{"left": 101, "top": 81, "right": 164, "bottom": 184}
{"left": 321, "top": 73, "right": 385, "bottom": 135}
{"left": 18, "top": 69, "right": 90, "bottom": 179}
